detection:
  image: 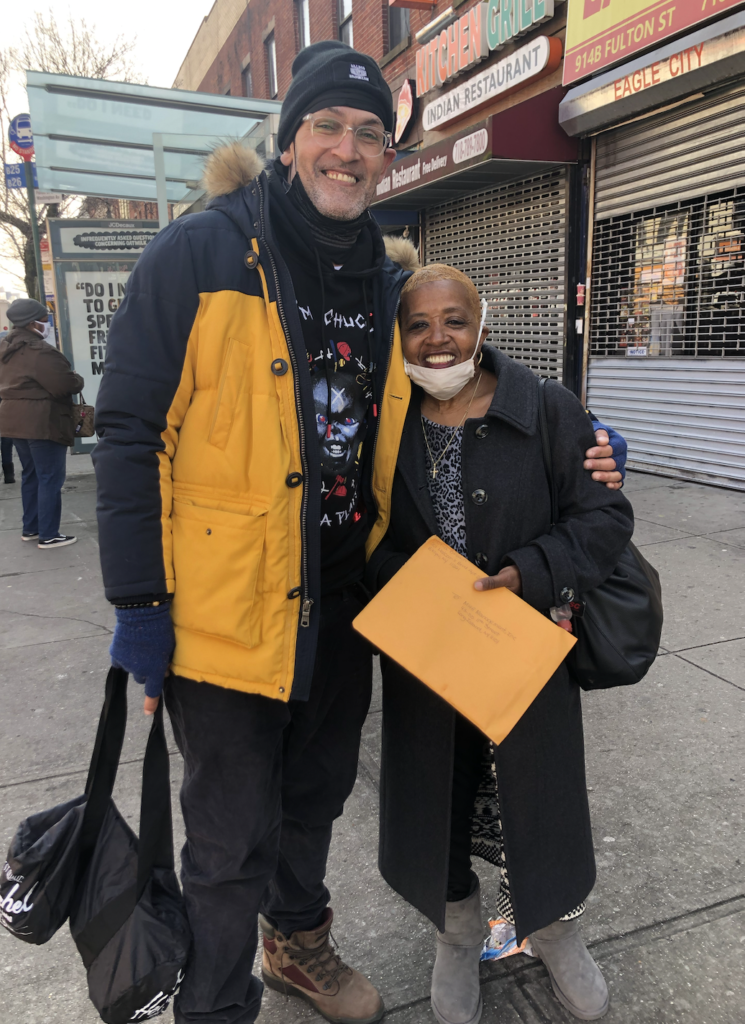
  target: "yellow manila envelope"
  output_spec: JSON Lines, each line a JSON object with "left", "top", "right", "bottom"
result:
{"left": 354, "top": 536, "right": 575, "bottom": 745}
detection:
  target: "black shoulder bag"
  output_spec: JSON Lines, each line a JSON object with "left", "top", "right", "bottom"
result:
{"left": 1, "top": 668, "right": 191, "bottom": 1023}
{"left": 537, "top": 377, "right": 663, "bottom": 690}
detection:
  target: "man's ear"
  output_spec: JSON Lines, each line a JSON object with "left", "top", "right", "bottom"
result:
{"left": 280, "top": 143, "right": 294, "bottom": 168}
{"left": 377, "top": 148, "right": 397, "bottom": 183}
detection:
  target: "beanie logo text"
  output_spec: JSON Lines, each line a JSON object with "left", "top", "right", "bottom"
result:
{"left": 349, "top": 64, "right": 370, "bottom": 81}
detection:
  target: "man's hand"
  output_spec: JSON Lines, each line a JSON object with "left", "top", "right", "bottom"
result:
{"left": 585, "top": 424, "right": 627, "bottom": 490}
{"left": 110, "top": 604, "right": 174, "bottom": 715}
{"left": 473, "top": 565, "right": 522, "bottom": 595}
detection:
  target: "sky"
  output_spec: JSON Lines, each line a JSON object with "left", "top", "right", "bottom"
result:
{"left": 2, "top": 0, "right": 214, "bottom": 292}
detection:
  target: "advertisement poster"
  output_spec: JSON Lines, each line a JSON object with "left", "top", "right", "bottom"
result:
{"left": 564, "top": 0, "right": 745, "bottom": 85}
{"left": 64, "top": 269, "right": 131, "bottom": 410}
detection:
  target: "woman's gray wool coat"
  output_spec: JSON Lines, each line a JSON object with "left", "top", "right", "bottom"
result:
{"left": 365, "top": 346, "right": 634, "bottom": 941}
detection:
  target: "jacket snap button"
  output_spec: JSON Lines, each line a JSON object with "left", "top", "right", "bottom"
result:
{"left": 206, "top": 529, "right": 212, "bottom": 535}
{"left": 271, "top": 358, "right": 288, "bottom": 376}
{"left": 286, "top": 472, "right": 304, "bottom": 488}
{"left": 279, "top": 687, "right": 285, "bottom": 694}
{"left": 471, "top": 489, "right": 487, "bottom": 505}
{"left": 475, "top": 424, "right": 489, "bottom": 439}
{"left": 475, "top": 552, "right": 488, "bottom": 568}
{"left": 244, "top": 250, "right": 259, "bottom": 270}
{"left": 253, "top": 220, "right": 260, "bottom": 231}
{"left": 560, "top": 587, "right": 575, "bottom": 602}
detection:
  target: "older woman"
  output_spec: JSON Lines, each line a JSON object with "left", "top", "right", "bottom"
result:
{"left": 366, "top": 265, "right": 634, "bottom": 1024}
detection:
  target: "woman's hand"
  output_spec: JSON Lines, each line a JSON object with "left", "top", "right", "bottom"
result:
{"left": 585, "top": 428, "right": 624, "bottom": 490}
{"left": 473, "top": 565, "right": 522, "bottom": 595}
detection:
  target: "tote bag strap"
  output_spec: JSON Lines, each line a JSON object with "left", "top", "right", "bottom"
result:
{"left": 79, "top": 666, "right": 128, "bottom": 859}
{"left": 537, "top": 377, "right": 559, "bottom": 528}
{"left": 136, "top": 697, "right": 174, "bottom": 899}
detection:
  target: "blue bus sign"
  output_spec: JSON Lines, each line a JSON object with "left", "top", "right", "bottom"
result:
{"left": 4, "top": 162, "right": 39, "bottom": 189}
{"left": 9, "top": 113, "right": 34, "bottom": 158}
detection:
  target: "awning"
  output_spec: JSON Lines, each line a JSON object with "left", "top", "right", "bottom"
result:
{"left": 373, "top": 88, "right": 577, "bottom": 211}
{"left": 26, "top": 71, "right": 282, "bottom": 219}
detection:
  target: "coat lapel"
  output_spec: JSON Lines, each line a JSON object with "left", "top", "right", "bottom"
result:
{"left": 396, "top": 394, "right": 441, "bottom": 538}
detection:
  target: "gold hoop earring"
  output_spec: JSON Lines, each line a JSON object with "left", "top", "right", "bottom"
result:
{"left": 477, "top": 350, "right": 483, "bottom": 365}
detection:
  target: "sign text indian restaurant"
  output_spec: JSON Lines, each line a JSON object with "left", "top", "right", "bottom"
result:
{"left": 422, "top": 36, "right": 561, "bottom": 130}
{"left": 415, "top": 0, "right": 559, "bottom": 97}
{"left": 376, "top": 122, "right": 492, "bottom": 201}
{"left": 564, "top": 0, "right": 745, "bottom": 86}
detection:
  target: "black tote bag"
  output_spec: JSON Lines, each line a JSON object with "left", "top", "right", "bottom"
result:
{"left": 537, "top": 378, "right": 663, "bottom": 690}
{"left": 1, "top": 668, "right": 191, "bottom": 1023}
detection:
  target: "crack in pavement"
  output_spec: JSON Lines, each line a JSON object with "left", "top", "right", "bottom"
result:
{"left": 670, "top": 653, "right": 745, "bottom": 694}
{"left": 0, "top": 748, "right": 183, "bottom": 790}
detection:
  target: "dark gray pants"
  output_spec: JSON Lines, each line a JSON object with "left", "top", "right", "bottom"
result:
{"left": 165, "top": 590, "right": 372, "bottom": 1024}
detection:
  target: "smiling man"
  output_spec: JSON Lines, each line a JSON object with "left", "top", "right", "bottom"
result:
{"left": 93, "top": 39, "right": 623, "bottom": 1024}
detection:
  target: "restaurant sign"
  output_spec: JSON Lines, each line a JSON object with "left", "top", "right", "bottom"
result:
{"left": 415, "top": 0, "right": 560, "bottom": 98}
{"left": 564, "top": 0, "right": 745, "bottom": 86}
{"left": 375, "top": 120, "right": 492, "bottom": 202}
{"left": 422, "top": 36, "right": 562, "bottom": 130}
{"left": 559, "top": 15, "right": 745, "bottom": 135}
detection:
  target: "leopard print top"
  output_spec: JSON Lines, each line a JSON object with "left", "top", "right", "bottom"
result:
{"left": 422, "top": 416, "right": 467, "bottom": 557}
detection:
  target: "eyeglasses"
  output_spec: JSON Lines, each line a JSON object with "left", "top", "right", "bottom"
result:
{"left": 302, "top": 114, "right": 392, "bottom": 156}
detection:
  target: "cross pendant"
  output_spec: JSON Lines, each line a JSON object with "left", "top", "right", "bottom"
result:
{"left": 432, "top": 468, "right": 438, "bottom": 479}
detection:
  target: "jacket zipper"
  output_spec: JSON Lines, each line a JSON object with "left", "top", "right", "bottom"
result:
{"left": 257, "top": 179, "right": 314, "bottom": 627}
{"left": 369, "top": 297, "right": 400, "bottom": 478}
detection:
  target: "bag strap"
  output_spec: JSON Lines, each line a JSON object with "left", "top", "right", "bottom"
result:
{"left": 79, "top": 666, "right": 128, "bottom": 860}
{"left": 537, "top": 377, "right": 559, "bottom": 528}
{"left": 136, "top": 697, "right": 174, "bottom": 899}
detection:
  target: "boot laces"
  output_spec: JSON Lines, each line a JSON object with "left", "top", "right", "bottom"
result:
{"left": 282, "top": 929, "right": 352, "bottom": 993}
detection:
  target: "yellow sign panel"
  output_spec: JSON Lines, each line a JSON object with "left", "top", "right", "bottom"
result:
{"left": 564, "top": 0, "right": 745, "bottom": 85}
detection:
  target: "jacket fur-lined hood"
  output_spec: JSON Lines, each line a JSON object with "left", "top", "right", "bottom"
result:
{"left": 383, "top": 235, "right": 420, "bottom": 272}
{"left": 202, "top": 142, "right": 265, "bottom": 198}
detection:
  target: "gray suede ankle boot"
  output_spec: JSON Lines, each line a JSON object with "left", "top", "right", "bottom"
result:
{"left": 530, "top": 919, "right": 609, "bottom": 1020}
{"left": 430, "top": 885, "right": 484, "bottom": 1024}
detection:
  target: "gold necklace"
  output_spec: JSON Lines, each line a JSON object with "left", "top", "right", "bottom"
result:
{"left": 421, "top": 373, "right": 483, "bottom": 480}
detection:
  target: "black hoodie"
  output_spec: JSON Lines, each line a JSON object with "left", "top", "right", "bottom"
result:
{"left": 268, "top": 165, "right": 387, "bottom": 594}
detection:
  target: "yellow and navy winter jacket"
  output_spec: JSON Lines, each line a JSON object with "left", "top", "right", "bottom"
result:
{"left": 93, "top": 146, "right": 415, "bottom": 702}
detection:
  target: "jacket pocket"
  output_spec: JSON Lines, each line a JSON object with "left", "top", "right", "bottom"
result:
{"left": 208, "top": 337, "right": 250, "bottom": 450}
{"left": 170, "top": 498, "right": 267, "bottom": 649}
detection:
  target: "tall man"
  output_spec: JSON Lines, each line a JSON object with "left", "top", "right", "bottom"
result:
{"left": 94, "top": 41, "right": 623, "bottom": 1024}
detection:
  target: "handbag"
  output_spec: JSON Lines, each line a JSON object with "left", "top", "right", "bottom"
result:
{"left": 74, "top": 393, "right": 96, "bottom": 438}
{"left": 1, "top": 668, "right": 191, "bottom": 1023}
{"left": 537, "top": 378, "right": 663, "bottom": 690}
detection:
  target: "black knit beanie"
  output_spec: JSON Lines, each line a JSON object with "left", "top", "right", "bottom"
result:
{"left": 277, "top": 41, "right": 393, "bottom": 154}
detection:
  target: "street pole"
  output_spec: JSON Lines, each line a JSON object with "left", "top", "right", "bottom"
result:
{"left": 24, "top": 157, "right": 45, "bottom": 302}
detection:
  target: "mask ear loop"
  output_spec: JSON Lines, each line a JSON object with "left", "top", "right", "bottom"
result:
{"left": 473, "top": 299, "right": 488, "bottom": 363}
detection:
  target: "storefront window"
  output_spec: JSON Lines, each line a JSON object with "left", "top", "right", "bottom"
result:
{"left": 591, "top": 188, "right": 745, "bottom": 357}
{"left": 338, "top": 0, "right": 353, "bottom": 46}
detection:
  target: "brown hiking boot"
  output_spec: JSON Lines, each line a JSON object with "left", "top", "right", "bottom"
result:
{"left": 259, "top": 909, "right": 385, "bottom": 1024}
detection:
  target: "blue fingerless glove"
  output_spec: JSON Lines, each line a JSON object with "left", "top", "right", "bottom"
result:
{"left": 110, "top": 604, "right": 175, "bottom": 699}
{"left": 591, "top": 419, "right": 627, "bottom": 481}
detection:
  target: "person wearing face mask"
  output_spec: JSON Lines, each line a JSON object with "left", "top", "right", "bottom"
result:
{"left": 366, "top": 265, "right": 635, "bottom": 1023}
{"left": 0, "top": 298, "right": 83, "bottom": 549}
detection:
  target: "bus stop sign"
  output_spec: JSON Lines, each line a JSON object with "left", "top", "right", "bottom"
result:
{"left": 9, "top": 113, "right": 34, "bottom": 159}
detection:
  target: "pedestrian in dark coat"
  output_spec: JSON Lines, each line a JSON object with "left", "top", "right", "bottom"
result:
{"left": 365, "top": 265, "right": 634, "bottom": 1024}
{"left": 0, "top": 298, "right": 83, "bottom": 548}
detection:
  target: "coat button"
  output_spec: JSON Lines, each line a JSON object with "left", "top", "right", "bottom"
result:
{"left": 244, "top": 250, "right": 259, "bottom": 270}
{"left": 475, "top": 424, "right": 489, "bottom": 439}
{"left": 271, "top": 358, "right": 288, "bottom": 376}
{"left": 560, "top": 587, "right": 575, "bottom": 602}
{"left": 206, "top": 529, "right": 212, "bottom": 535}
{"left": 475, "top": 552, "right": 488, "bottom": 568}
{"left": 286, "top": 472, "right": 304, "bottom": 488}
{"left": 471, "top": 489, "right": 487, "bottom": 505}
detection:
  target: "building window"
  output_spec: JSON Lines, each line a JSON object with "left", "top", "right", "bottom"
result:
{"left": 388, "top": 7, "right": 409, "bottom": 52}
{"left": 297, "top": 0, "right": 311, "bottom": 49}
{"left": 242, "top": 63, "right": 253, "bottom": 97}
{"left": 266, "top": 34, "right": 278, "bottom": 98}
{"left": 338, "top": 0, "right": 353, "bottom": 46}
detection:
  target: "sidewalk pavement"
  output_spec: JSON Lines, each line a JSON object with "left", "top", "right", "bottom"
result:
{"left": 1, "top": 453, "right": 743, "bottom": 1024}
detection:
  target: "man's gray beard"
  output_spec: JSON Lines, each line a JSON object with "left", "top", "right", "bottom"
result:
{"left": 302, "top": 172, "right": 376, "bottom": 221}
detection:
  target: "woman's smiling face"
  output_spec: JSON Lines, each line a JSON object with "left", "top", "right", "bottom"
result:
{"left": 400, "top": 279, "right": 482, "bottom": 369}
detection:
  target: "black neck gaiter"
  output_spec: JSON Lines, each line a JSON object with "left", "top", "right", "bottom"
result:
{"left": 282, "top": 163, "right": 372, "bottom": 259}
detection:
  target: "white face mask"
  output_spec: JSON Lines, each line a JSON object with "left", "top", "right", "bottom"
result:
{"left": 40, "top": 322, "right": 52, "bottom": 340}
{"left": 404, "top": 299, "right": 487, "bottom": 401}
